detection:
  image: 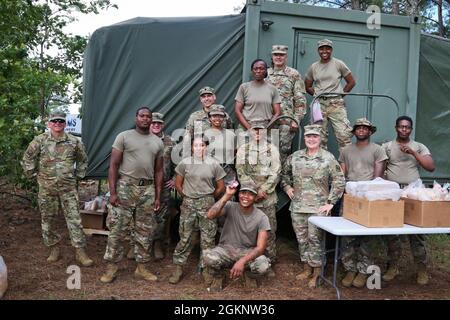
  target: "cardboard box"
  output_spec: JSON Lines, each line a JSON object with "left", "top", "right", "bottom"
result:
{"left": 403, "top": 198, "right": 450, "bottom": 227}
{"left": 80, "top": 210, "right": 106, "bottom": 230}
{"left": 343, "top": 194, "right": 404, "bottom": 227}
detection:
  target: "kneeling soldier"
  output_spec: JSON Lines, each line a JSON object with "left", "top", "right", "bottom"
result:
{"left": 203, "top": 181, "right": 271, "bottom": 292}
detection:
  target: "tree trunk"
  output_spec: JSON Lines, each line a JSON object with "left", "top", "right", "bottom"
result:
{"left": 351, "top": 0, "right": 360, "bottom": 10}
{"left": 392, "top": 0, "right": 400, "bottom": 14}
{"left": 437, "top": 0, "right": 444, "bottom": 37}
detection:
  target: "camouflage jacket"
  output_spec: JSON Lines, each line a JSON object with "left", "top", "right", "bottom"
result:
{"left": 267, "top": 66, "right": 307, "bottom": 123}
{"left": 159, "top": 133, "right": 175, "bottom": 183}
{"left": 236, "top": 140, "right": 281, "bottom": 207}
{"left": 22, "top": 132, "right": 88, "bottom": 188}
{"left": 281, "top": 148, "right": 345, "bottom": 213}
{"left": 184, "top": 108, "right": 234, "bottom": 137}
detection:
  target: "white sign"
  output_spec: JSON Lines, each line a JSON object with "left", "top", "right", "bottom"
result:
{"left": 65, "top": 114, "right": 82, "bottom": 135}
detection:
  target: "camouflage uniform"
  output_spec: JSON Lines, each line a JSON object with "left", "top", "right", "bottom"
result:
{"left": 153, "top": 133, "right": 175, "bottom": 243}
{"left": 267, "top": 65, "right": 307, "bottom": 162}
{"left": 280, "top": 146, "right": 345, "bottom": 267}
{"left": 22, "top": 132, "right": 88, "bottom": 248}
{"left": 316, "top": 96, "right": 353, "bottom": 150}
{"left": 104, "top": 178, "right": 157, "bottom": 263}
{"left": 385, "top": 234, "right": 428, "bottom": 267}
{"left": 203, "top": 245, "right": 270, "bottom": 276}
{"left": 235, "top": 139, "right": 281, "bottom": 262}
{"left": 185, "top": 109, "right": 233, "bottom": 138}
{"left": 172, "top": 195, "right": 217, "bottom": 267}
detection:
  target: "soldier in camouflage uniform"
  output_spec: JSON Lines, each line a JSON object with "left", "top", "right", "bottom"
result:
{"left": 169, "top": 135, "right": 226, "bottom": 285}
{"left": 22, "top": 112, "right": 93, "bottom": 267}
{"left": 267, "top": 45, "right": 307, "bottom": 163}
{"left": 281, "top": 125, "right": 345, "bottom": 288}
{"left": 100, "top": 107, "right": 164, "bottom": 283}
{"left": 235, "top": 120, "right": 281, "bottom": 274}
{"left": 149, "top": 112, "right": 176, "bottom": 260}
{"left": 205, "top": 104, "right": 237, "bottom": 185}
{"left": 184, "top": 86, "right": 233, "bottom": 139}
{"left": 203, "top": 181, "right": 271, "bottom": 292}
{"left": 305, "top": 39, "right": 356, "bottom": 151}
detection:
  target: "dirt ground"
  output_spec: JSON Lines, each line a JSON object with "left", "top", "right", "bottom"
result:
{"left": 1, "top": 183, "right": 450, "bottom": 300}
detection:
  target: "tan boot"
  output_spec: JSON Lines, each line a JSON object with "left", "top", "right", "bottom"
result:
{"left": 47, "top": 246, "right": 60, "bottom": 263}
{"left": 382, "top": 265, "right": 399, "bottom": 282}
{"left": 209, "top": 275, "right": 223, "bottom": 292}
{"left": 243, "top": 271, "right": 259, "bottom": 289}
{"left": 266, "top": 267, "right": 276, "bottom": 278}
{"left": 202, "top": 267, "right": 213, "bottom": 286}
{"left": 153, "top": 240, "right": 165, "bottom": 261}
{"left": 416, "top": 263, "right": 429, "bottom": 285}
{"left": 308, "top": 267, "right": 321, "bottom": 289}
{"left": 75, "top": 248, "right": 94, "bottom": 267}
{"left": 296, "top": 264, "right": 312, "bottom": 281}
{"left": 341, "top": 271, "right": 357, "bottom": 288}
{"left": 126, "top": 247, "right": 135, "bottom": 260}
{"left": 168, "top": 265, "right": 183, "bottom": 284}
{"left": 352, "top": 272, "right": 368, "bottom": 288}
{"left": 100, "top": 263, "right": 119, "bottom": 283}
{"left": 135, "top": 263, "right": 158, "bottom": 281}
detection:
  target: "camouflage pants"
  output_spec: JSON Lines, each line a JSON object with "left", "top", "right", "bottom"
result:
{"left": 341, "top": 236, "right": 376, "bottom": 274}
{"left": 172, "top": 196, "right": 217, "bottom": 267}
{"left": 318, "top": 97, "right": 353, "bottom": 150}
{"left": 153, "top": 186, "right": 173, "bottom": 242}
{"left": 38, "top": 186, "right": 86, "bottom": 248}
{"left": 278, "top": 124, "right": 298, "bottom": 164}
{"left": 203, "top": 244, "right": 270, "bottom": 276}
{"left": 385, "top": 235, "right": 428, "bottom": 266}
{"left": 256, "top": 205, "right": 277, "bottom": 262}
{"left": 291, "top": 211, "right": 325, "bottom": 268}
{"left": 103, "top": 179, "right": 157, "bottom": 263}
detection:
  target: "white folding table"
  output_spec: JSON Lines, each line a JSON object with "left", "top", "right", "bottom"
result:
{"left": 308, "top": 216, "right": 450, "bottom": 299}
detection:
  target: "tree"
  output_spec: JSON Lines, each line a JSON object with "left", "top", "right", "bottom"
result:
{"left": 270, "top": 0, "right": 448, "bottom": 37}
{"left": 0, "top": 0, "right": 117, "bottom": 199}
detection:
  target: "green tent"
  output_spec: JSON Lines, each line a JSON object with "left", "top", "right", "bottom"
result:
{"left": 416, "top": 34, "right": 450, "bottom": 182}
{"left": 82, "top": 15, "right": 245, "bottom": 177}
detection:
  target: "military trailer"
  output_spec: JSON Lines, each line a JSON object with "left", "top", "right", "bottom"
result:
{"left": 82, "top": 0, "right": 449, "bottom": 189}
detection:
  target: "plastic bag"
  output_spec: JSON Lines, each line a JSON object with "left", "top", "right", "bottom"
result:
{"left": 311, "top": 100, "right": 323, "bottom": 122}
{"left": 402, "top": 179, "right": 450, "bottom": 201}
{"left": 364, "top": 189, "right": 403, "bottom": 201}
{"left": 0, "top": 255, "right": 7, "bottom": 299}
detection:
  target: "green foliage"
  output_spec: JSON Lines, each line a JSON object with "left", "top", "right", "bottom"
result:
{"left": 0, "top": 0, "right": 117, "bottom": 196}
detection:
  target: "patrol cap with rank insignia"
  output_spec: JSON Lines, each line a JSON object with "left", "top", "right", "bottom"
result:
{"left": 199, "top": 86, "right": 215, "bottom": 96}
{"left": 272, "top": 45, "right": 288, "bottom": 54}
{"left": 317, "top": 39, "right": 333, "bottom": 48}
{"left": 151, "top": 112, "right": 165, "bottom": 123}
{"left": 207, "top": 104, "right": 226, "bottom": 116}
{"left": 304, "top": 124, "right": 322, "bottom": 136}
{"left": 49, "top": 112, "right": 66, "bottom": 122}
{"left": 239, "top": 181, "right": 258, "bottom": 195}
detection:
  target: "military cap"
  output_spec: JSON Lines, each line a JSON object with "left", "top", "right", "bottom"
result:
{"left": 49, "top": 112, "right": 66, "bottom": 122}
{"left": 199, "top": 86, "right": 215, "bottom": 96}
{"left": 249, "top": 119, "right": 267, "bottom": 130}
{"left": 317, "top": 39, "right": 333, "bottom": 48}
{"left": 272, "top": 45, "right": 288, "bottom": 54}
{"left": 304, "top": 124, "right": 322, "bottom": 136}
{"left": 240, "top": 181, "right": 258, "bottom": 195}
{"left": 151, "top": 112, "right": 165, "bottom": 123}
{"left": 351, "top": 118, "right": 377, "bottom": 133}
{"left": 208, "top": 104, "right": 226, "bottom": 116}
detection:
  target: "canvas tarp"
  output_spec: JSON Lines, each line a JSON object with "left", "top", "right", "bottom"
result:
{"left": 416, "top": 34, "right": 450, "bottom": 181}
{"left": 82, "top": 15, "right": 245, "bottom": 177}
